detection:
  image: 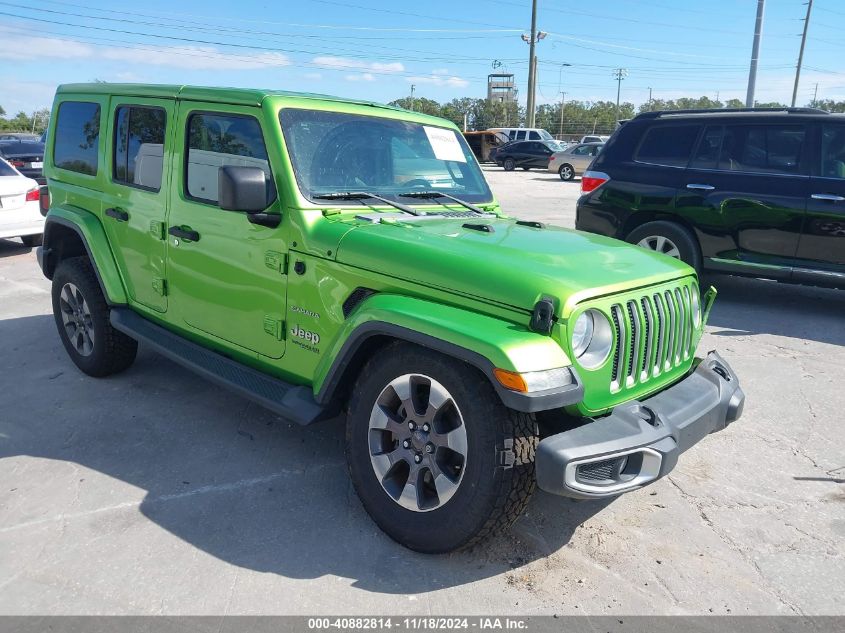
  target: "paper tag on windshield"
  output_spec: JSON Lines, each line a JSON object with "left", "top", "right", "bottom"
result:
{"left": 424, "top": 126, "right": 466, "bottom": 163}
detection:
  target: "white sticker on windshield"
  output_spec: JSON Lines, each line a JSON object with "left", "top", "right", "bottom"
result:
{"left": 424, "top": 126, "right": 466, "bottom": 163}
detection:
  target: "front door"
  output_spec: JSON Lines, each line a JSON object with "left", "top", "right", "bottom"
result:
{"left": 796, "top": 122, "right": 845, "bottom": 276}
{"left": 101, "top": 97, "right": 173, "bottom": 312}
{"left": 679, "top": 122, "right": 809, "bottom": 272}
{"left": 165, "top": 104, "right": 287, "bottom": 359}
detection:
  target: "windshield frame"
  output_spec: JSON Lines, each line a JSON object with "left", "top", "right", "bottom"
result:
{"left": 278, "top": 107, "right": 494, "bottom": 208}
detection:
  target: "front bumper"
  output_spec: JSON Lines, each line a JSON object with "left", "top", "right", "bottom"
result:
{"left": 535, "top": 351, "right": 744, "bottom": 498}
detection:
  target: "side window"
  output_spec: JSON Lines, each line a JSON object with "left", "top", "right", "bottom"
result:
{"left": 821, "top": 125, "right": 845, "bottom": 178}
{"left": 508, "top": 130, "right": 516, "bottom": 140}
{"left": 571, "top": 145, "right": 589, "bottom": 156}
{"left": 690, "top": 125, "right": 723, "bottom": 169}
{"left": 529, "top": 131, "right": 541, "bottom": 140}
{"left": 113, "top": 106, "right": 166, "bottom": 191}
{"left": 516, "top": 130, "right": 527, "bottom": 140}
{"left": 54, "top": 101, "right": 101, "bottom": 175}
{"left": 635, "top": 124, "right": 700, "bottom": 167}
{"left": 185, "top": 112, "right": 272, "bottom": 205}
{"left": 719, "top": 125, "right": 805, "bottom": 175}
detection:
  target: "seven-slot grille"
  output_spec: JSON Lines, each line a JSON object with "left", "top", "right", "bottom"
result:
{"left": 608, "top": 283, "right": 696, "bottom": 392}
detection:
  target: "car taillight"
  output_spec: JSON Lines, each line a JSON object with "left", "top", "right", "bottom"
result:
{"left": 38, "top": 186, "right": 50, "bottom": 216}
{"left": 26, "top": 188, "right": 40, "bottom": 202}
{"left": 549, "top": 155, "right": 557, "bottom": 161}
{"left": 10, "top": 160, "right": 24, "bottom": 168}
{"left": 581, "top": 170, "right": 610, "bottom": 194}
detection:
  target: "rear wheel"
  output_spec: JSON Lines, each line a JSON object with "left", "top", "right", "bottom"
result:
{"left": 51, "top": 256, "right": 138, "bottom": 377}
{"left": 346, "top": 343, "right": 538, "bottom": 553}
{"left": 503, "top": 158, "right": 515, "bottom": 171}
{"left": 558, "top": 164, "right": 575, "bottom": 181}
{"left": 21, "top": 234, "right": 43, "bottom": 247}
{"left": 626, "top": 221, "right": 701, "bottom": 272}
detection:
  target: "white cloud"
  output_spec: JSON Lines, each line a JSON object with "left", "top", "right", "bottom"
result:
{"left": 346, "top": 73, "right": 376, "bottom": 82}
{"left": 407, "top": 73, "right": 469, "bottom": 88}
{"left": 303, "top": 72, "right": 323, "bottom": 80}
{"left": 0, "top": 27, "right": 289, "bottom": 71}
{"left": 313, "top": 55, "right": 404, "bottom": 74}
{"left": 431, "top": 68, "right": 451, "bottom": 75}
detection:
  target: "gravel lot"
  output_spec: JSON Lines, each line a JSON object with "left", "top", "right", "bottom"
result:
{"left": 1, "top": 166, "right": 843, "bottom": 615}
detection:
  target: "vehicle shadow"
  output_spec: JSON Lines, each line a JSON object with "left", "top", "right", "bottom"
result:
{"left": 0, "top": 238, "right": 31, "bottom": 258}
{"left": 0, "top": 314, "right": 610, "bottom": 594}
{"left": 705, "top": 273, "right": 845, "bottom": 347}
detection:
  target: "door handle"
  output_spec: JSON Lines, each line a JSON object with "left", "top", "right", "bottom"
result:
{"left": 810, "top": 193, "right": 845, "bottom": 202}
{"left": 686, "top": 183, "right": 715, "bottom": 191}
{"left": 168, "top": 226, "right": 200, "bottom": 242}
{"left": 105, "top": 207, "right": 129, "bottom": 222}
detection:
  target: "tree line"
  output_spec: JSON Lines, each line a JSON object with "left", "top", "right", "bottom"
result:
{"left": 0, "top": 106, "right": 51, "bottom": 134}
{"left": 389, "top": 96, "right": 845, "bottom": 138}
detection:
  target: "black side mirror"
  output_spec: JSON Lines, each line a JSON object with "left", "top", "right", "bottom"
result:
{"left": 218, "top": 166, "right": 270, "bottom": 213}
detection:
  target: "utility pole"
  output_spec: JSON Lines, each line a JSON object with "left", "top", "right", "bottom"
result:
{"left": 613, "top": 68, "right": 628, "bottom": 122}
{"left": 813, "top": 82, "right": 819, "bottom": 106}
{"left": 526, "top": 0, "right": 538, "bottom": 127}
{"left": 648, "top": 87, "right": 653, "bottom": 111}
{"left": 746, "top": 0, "right": 765, "bottom": 107}
{"left": 410, "top": 84, "right": 415, "bottom": 111}
{"left": 559, "top": 92, "right": 566, "bottom": 138}
{"left": 792, "top": 0, "right": 813, "bottom": 107}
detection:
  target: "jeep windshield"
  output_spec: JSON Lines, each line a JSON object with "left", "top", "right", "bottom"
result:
{"left": 279, "top": 108, "right": 493, "bottom": 206}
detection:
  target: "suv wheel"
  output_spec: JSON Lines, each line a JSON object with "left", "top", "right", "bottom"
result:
{"left": 51, "top": 256, "right": 138, "bottom": 377}
{"left": 558, "top": 164, "right": 575, "bottom": 181}
{"left": 626, "top": 221, "right": 701, "bottom": 271}
{"left": 346, "top": 342, "right": 538, "bottom": 553}
{"left": 503, "top": 158, "right": 516, "bottom": 171}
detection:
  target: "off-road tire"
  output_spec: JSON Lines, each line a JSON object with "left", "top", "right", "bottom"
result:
{"left": 503, "top": 158, "right": 516, "bottom": 171}
{"left": 558, "top": 164, "right": 575, "bottom": 181}
{"left": 21, "top": 233, "right": 43, "bottom": 247}
{"left": 626, "top": 220, "right": 701, "bottom": 272}
{"left": 51, "top": 256, "right": 138, "bottom": 377}
{"left": 346, "top": 342, "right": 538, "bottom": 553}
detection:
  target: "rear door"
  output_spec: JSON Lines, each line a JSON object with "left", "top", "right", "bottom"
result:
{"left": 795, "top": 121, "right": 845, "bottom": 281}
{"left": 102, "top": 97, "right": 174, "bottom": 312}
{"left": 679, "top": 122, "right": 808, "bottom": 274}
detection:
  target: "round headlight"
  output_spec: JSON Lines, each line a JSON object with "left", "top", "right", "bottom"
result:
{"left": 691, "top": 288, "right": 701, "bottom": 327}
{"left": 571, "top": 309, "right": 613, "bottom": 369}
{"left": 571, "top": 311, "right": 594, "bottom": 357}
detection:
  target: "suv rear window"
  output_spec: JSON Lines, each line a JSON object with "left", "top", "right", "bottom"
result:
{"left": 54, "top": 101, "right": 101, "bottom": 175}
{"left": 113, "top": 106, "right": 166, "bottom": 191}
{"left": 635, "top": 124, "right": 700, "bottom": 167}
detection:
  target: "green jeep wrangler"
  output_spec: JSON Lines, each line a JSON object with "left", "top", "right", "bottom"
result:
{"left": 37, "top": 84, "right": 745, "bottom": 553}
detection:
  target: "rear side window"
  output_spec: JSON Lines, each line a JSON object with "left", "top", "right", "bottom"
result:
{"left": 821, "top": 124, "right": 845, "bottom": 178}
{"left": 720, "top": 125, "right": 804, "bottom": 175}
{"left": 635, "top": 124, "right": 700, "bottom": 167}
{"left": 113, "top": 106, "right": 166, "bottom": 191}
{"left": 516, "top": 130, "right": 526, "bottom": 140}
{"left": 54, "top": 101, "right": 101, "bottom": 175}
{"left": 185, "top": 112, "right": 272, "bottom": 205}
{"left": 0, "top": 159, "right": 17, "bottom": 177}
{"left": 529, "top": 131, "right": 541, "bottom": 140}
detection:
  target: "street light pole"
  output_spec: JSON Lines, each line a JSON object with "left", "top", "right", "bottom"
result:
{"left": 410, "top": 84, "right": 415, "bottom": 112}
{"left": 526, "top": 0, "right": 538, "bottom": 127}
{"left": 557, "top": 62, "right": 571, "bottom": 138}
{"left": 559, "top": 92, "right": 566, "bottom": 138}
{"left": 791, "top": 0, "right": 814, "bottom": 108}
{"left": 746, "top": 0, "right": 765, "bottom": 107}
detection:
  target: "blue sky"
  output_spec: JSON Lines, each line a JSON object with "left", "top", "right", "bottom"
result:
{"left": 1, "top": 0, "right": 843, "bottom": 114}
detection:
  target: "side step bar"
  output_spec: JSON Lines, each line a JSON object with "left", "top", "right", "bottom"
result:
{"left": 110, "top": 308, "right": 328, "bottom": 426}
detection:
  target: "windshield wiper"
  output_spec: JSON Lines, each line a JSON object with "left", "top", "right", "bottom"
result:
{"left": 399, "top": 191, "right": 487, "bottom": 215}
{"left": 312, "top": 191, "right": 421, "bottom": 216}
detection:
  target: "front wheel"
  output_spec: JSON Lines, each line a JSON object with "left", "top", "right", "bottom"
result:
{"left": 558, "top": 164, "right": 575, "bottom": 181}
{"left": 346, "top": 343, "right": 538, "bottom": 553}
{"left": 503, "top": 158, "right": 515, "bottom": 171}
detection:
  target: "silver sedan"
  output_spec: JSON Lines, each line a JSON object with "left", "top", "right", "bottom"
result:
{"left": 548, "top": 142, "right": 604, "bottom": 181}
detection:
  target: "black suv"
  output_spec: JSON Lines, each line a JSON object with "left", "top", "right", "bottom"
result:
{"left": 495, "top": 140, "right": 564, "bottom": 171}
{"left": 576, "top": 108, "right": 845, "bottom": 289}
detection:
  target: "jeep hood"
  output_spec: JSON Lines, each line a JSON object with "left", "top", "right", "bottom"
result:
{"left": 334, "top": 217, "right": 693, "bottom": 317}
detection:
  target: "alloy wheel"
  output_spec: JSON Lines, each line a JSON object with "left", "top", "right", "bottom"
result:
{"left": 368, "top": 373, "right": 468, "bottom": 512}
{"left": 637, "top": 235, "right": 681, "bottom": 259}
{"left": 59, "top": 282, "right": 95, "bottom": 356}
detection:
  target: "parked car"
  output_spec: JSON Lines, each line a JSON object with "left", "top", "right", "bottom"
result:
{"left": 0, "top": 132, "right": 39, "bottom": 142}
{"left": 489, "top": 127, "right": 555, "bottom": 143}
{"left": 581, "top": 135, "right": 609, "bottom": 144}
{"left": 549, "top": 142, "right": 604, "bottom": 180}
{"left": 38, "top": 83, "right": 743, "bottom": 553}
{"left": 0, "top": 157, "right": 44, "bottom": 246}
{"left": 495, "top": 139, "right": 566, "bottom": 171}
{"left": 0, "top": 140, "right": 46, "bottom": 184}
{"left": 576, "top": 107, "right": 845, "bottom": 289}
